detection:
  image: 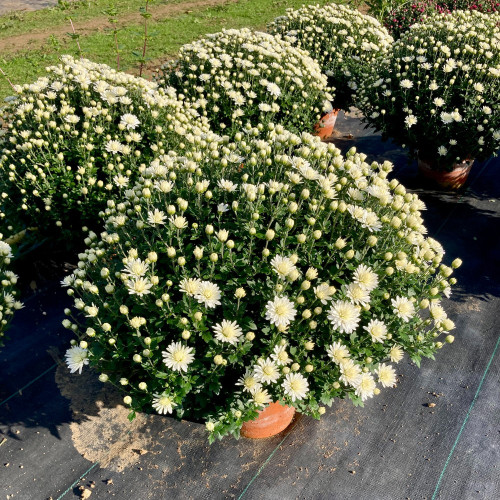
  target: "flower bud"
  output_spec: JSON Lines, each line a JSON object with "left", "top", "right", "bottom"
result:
{"left": 99, "top": 374, "right": 108, "bottom": 383}
{"left": 214, "top": 355, "right": 224, "bottom": 365}
{"left": 123, "top": 396, "right": 132, "bottom": 405}
{"left": 291, "top": 363, "right": 300, "bottom": 371}
{"left": 345, "top": 249, "right": 355, "bottom": 260}
{"left": 246, "top": 332, "right": 255, "bottom": 341}
{"left": 265, "top": 229, "right": 275, "bottom": 241}
{"left": 451, "top": 258, "right": 462, "bottom": 269}
{"left": 210, "top": 253, "right": 218, "bottom": 263}
{"left": 206, "top": 422, "right": 215, "bottom": 431}
{"left": 445, "top": 335, "right": 455, "bottom": 344}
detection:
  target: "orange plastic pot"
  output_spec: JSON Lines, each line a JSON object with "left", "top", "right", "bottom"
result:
{"left": 313, "top": 109, "right": 340, "bottom": 141}
{"left": 418, "top": 157, "right": 474, "bottom": 190}
{"left": 240, "top": 402, "right": 295, "bottom": 439}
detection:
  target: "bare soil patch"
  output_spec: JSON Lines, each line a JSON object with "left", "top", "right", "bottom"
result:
{"left": 0, "top": 0, "right": 236, "bottom": 55}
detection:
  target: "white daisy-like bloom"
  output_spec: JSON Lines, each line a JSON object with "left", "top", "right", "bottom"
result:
{"left": 126, "top": 277, "right": 153, "bottom": 296}
{"left": 179, "top": 277, "right": 201, "bottom": 296}
{"left": 120, "top": 113, "right": 140, "bottom": 130}
{"left": 266, "top": 82, "right": 281, "bottom": 97}
{"left": 217, "top": 178, "right": 237, "bottom": 192}
{"left": 265, "top": 295, "right": 297, "bottom": 329}
{"left": 339, "top": 358, "right": 362, "bottom": 387}
{"left": 404, "top": 115, "right": 417, "bottom": 128}
{"left": 363, "top": 319, "right": 388, "bottom": 343}
{"left": 434, "top": 97, "right": 445, "bottom": 107}
{"left": 345, "top": 283, "right": 371, "bottom": 307}
{"left": 195, "top": 281, "right": 222, "bottom": 308}
{"left": 270, "top": 255, "right": 296, "bottom": 279}
{"left": 237, "top": 369, "right": 261, "bottom": 393}
{"left": 113, "top": 174, "right": 129, "bottom": 188}
{"left": 105, "top": 140, "right": 123, "bottom": 154}
{"left": 123, "top": 258, "right": 149, "bottom": 277}
{"left": 162, "top": 342, "right": 195, "bottom": 372}
{"left": 217, "top": 203, "right": 229, "bottom": 213}
{"left": 252, "top": 388, "right": 272, "bottom": 407}
{"left": 327, "top": 300, "right": 361, "bottom": 334}
{"left": 282, "top": 373, "right": 309, "bottom": 402}
{"left": 314, "top": 283, "right": 335, "bottom": 304}
{"left": 353, "top": 265, "right": 379, "bottom": 291}
{"left": 437, "top": 146, "right": 448, "bottom": 156}
{"left": 429, "top": 302, "right": 447, "bottom": 325}
{"left": 85, "top": 304, "right": 99, "bottom": 317}
{"left": 389, "top": 345, "right": 404, "bottom": 363}
{"left": 354, "top": 373, "right": 376, "bottom": 401}
{"left": 376, "top": 363, "right": 397, "bottom": 388}
{"left": 474, "top": 82, "right": 484, "bottom": 93}
{"left": 254, "top": 357, "right": 280, "bottom": 384}
{"left": 147, "top": 209, "right": 166, "bottom": 226}
{"left": 65, "top": 346, "right": 89, "bottom": 374}
{"left": 326, "top": 342, "right": 350, "bottom": 364}
{"left": 271, "top": 344, "right": 292, "bottom": 366}
{"left": 169, "top": 215, "right": 188, "bottom": 230}
{"left": 152, "top": 393, "right": 177, "bottom": 414}
{"left": 213, "top": 320, "right": 243, "bottom": 345}
{"left": 400, "top": 79, "right": 413, "bottom": 89}
{"left": 391, "top": 296, "right": 415, "bottom": 322}
{"left": 440, "top": 112, "right": 453, "bottom": 124}
{"left": 0, "top": 241, "right": 13, "bottom": 258}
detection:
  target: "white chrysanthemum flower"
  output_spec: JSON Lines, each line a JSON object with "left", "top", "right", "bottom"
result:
{"left": 270, "top": 255, "right": 296, "bottom": 279}
{"left": 65, "top": 346, "right": 89, "bottom": 374}
{"left": 152, "top": 393, "right": 177, "bottom": 414}
{"left": 389, "top": 345, "right": 404, "bottom": 363}
{"left": 195, "top": 281, "right": 221, "bottom": 308}
{"left": 105, "top": 140, "right": 123, "bottom": 154}
{"left": 400, "top": 79, "right": 413, "bottom": 89}
{"left": 327, "top": 300, "right": 361, "bottom": 334}
{"left": 265, "top": 295, "right": 297, "bottom": 329}
{"left": 271, "top": 344, "right": 292, "bottom": 365}
{"left": 282, "top": 373, "right": 309, "bottom": 402}
{"left": 120, "top": 113, "right": 140, "bottom": 130}
{"left": 326, "top": 342, "right": 350, "bottom": 364}
{"left": 169, "top": 215, "right": 188, "bottom": 230}
{"left": 217, "top": 203, "right": 229, "bottom": 213}
{"left": 217, "top": 178, "right": 237, "bottom": 192}
{"left": 252, "top": 387, "right": 272, "bottom": 407}
{"left": 254, "top": 357, "right": 280, "bottom": 384}
{"left": 179, "top": 277, "right": 201, "bottom": 296}
{"left": 213, "top": 320, "right": 243, "bottom": 345}
{"left": 162, "top": 342, "right": 195, "bottom": 372}
{"left": 124, "top": 258, "right": 149, "bottom": 277}
{"left": 353, "top": 265, "right": 379, "bottom": 291}
{"left": 147, "top": 209, "right": 166, "bottom": 226}
{"left": 314, "top": 283, "right": 335, "bottom": 304}
{"left": 0, "top": 241, "right": 13, "bottom": 258}
{"left": 376, "top": 363, "right": 397, "bottom": 388}
{"left": 354, "top": 373, "right": 376, "bottom": 401}
{"left": 339, "top": 359, "right": 362, "bottom": 387}
{"left": 391, "top": 296, "right": 415, "bottom": 322}
{"left": 404, "top": 115, "right": 417, "bottom": 128}
{"left": 237, "top": 369, "right": 261, "bottom": 393}
{"left": 126, "top": 277, "right": 153, "bottom": 296}
{"left": 363, "top": 319, "right": 388, "bottom": 343}
{"left": 345, "top": 283, "right": 371, "bottom": 307}
{"left": 113, "top": 174, "right": 129, "bottom": 188}
{"left": 266, "top": 82, "right": 281, "bottom": 97}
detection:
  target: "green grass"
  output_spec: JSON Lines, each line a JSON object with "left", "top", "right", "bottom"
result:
{"left": 0, "top": 0, "right": 338, "bottom": 100}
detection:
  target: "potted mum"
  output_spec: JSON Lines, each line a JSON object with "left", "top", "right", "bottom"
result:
{"left": 0, "top": 55, "right": 213, "bottom": 237}
{"left": 155, "top": 28, "right": 334, "bottom": 137}
{"left": 0, "top": 238, "right": 22, "bottom": 347}
{"left": 356, "top": 10, "right": 500, "bottom": 189}
{"left": 63, "top": 124, "right": 459, "bottom": 442}
{"left": 269, "top": 4, "right": 393, "bottom": 138}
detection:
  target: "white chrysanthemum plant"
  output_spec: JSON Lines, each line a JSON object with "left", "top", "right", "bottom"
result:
{"left": 269, "top": 4, "right": 393, "bottom": 111}
{"left": 355, "top": 10, "right": 500, "bottom": 171}
{"left": 0, "top": 55, "right": 214, "bottom": 237}
{"left": 0, "top": 237, "right": 23, "bottom": 346}
{"left": 62, "top": 124, "right": 460, "bottom": 442}
{"left": 155, "top": 28, "right": 334, "bottom": 136}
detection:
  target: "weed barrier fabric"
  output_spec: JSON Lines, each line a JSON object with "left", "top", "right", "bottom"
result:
{"left": 0, "top": 113, "right": 499, "bottom": 499}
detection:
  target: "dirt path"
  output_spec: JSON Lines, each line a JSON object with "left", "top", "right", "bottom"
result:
{"left": 0, "top": 0, "right": 237, "bottom": 55}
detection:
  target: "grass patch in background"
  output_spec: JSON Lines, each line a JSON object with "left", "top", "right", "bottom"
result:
{"left": 0, "top": 0, "right": 337, "bottom": 99}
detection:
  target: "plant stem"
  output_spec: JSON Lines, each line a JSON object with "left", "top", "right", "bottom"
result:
{"left": 139, "top": 0, "right": 150, "bottom": 78}
{"left": 69, "top": 18, "right": 83, "bottom": 57}
{"left": 0, "top": 66, "right": 16, "bottom": 91}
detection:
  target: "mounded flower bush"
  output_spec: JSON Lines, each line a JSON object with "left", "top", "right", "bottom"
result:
{"left": 356, "top": 10, "right": 500, "bottom": 170}
{"left": 269, "top": 4, "right": 393, "bottom": 110}
{"left": 63, "top": 125, "right": 460, "bottom": 441}
{"left": 0, "top": 238, "right": 22, "bottom": 346}
{"left": 0, "top": 55, "right": 212, "bottom": 236}
{"left": 155, "top": 28, "right": 334, "bottom": 136}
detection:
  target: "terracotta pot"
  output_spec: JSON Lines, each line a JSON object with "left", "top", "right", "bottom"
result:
{"left": 418, "top": 157, "right": 474, "bottom": 190}
{"left": 313, "top": 109, "right": 340, "bottom": 141}
{"left": 240, "top": 401, "right": 295, "bottom": 439}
